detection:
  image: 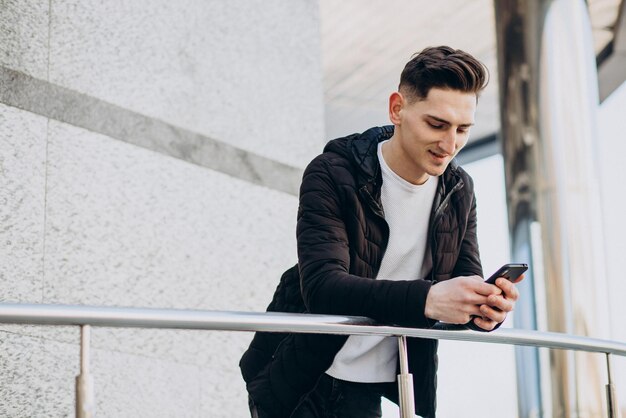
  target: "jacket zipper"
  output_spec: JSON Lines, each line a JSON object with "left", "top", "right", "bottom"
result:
{"left": 358, "top": 185, "right": 390, "bottom": 278}
{"left": 429, "top": 179, "right": 464, "bottom": 283}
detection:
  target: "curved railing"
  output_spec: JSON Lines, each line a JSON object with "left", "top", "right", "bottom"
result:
{"left": 1, "top": 303, "right": 624, "bottom": 417}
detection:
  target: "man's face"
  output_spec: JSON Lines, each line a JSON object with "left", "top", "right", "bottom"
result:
{"left": 389, "top": 87, "right": 477, "bottom": 184}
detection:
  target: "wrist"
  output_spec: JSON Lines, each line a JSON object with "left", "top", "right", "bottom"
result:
{"left": 424, "top": 288, "right": 436, "bottom": 320}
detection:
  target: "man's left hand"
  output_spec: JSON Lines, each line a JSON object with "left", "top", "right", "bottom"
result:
{"left": 472, "top": 275, "right": 523, "bottom": 331}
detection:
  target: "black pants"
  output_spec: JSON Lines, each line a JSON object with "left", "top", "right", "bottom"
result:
{"left": 251, "top": 373, "right": 392, "bottom": 418}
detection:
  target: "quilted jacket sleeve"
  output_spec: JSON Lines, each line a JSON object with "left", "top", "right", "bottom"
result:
{"left": 296, "top": 156, "right": 434, "bottom": 328}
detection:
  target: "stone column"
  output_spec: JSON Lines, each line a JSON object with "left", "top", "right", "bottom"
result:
{"left": 494, "top": 0, "right": 611, "bottom": 416}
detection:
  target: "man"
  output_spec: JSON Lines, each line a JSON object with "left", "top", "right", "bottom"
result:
{"left": 240, "top": 46, "right": 521, "bottom": 418}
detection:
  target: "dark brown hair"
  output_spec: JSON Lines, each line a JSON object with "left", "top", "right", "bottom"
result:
{"left": 399, "top": 46, "right": 489, "bottom": 101}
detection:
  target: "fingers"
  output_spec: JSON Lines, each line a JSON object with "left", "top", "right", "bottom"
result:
{"left": 474, "top": 282, "right": 518, "bottom": 327}
{"left": 467, "top": 304, "right": 484, "bottom": 318}
{"left": 458, "top": 274, "right": 502, "bottom": 297}
{"left": 473, "top": 281, "right": 502, "bottom": 297}
{"left": 495, "top": 278, "right": 520, "bottom": 301}
{"left": 486, "top": 294, "right": 513, "bottom": 312}
{"left": 456, "top": 276, "right": 497, "bottom": 303}
{"left": 473, "top": 316, "right": 498, "bottom": 331}
{"left": 426, "top": 275, "right": 518, "bottom": 325}
{"left": 468, "top": 277, "right": 519, "bottom": 325}
{"left": 479, "top": 303, "right": 507, "bottom": 323}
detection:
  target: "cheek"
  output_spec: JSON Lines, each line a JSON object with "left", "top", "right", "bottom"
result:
{"left": 456, "top": 136, "right": 470, "bottom": 150}
{"left": 409, "top": 124, "right": 431, "bottom": 143}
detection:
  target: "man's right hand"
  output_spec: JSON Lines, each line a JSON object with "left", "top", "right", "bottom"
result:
{"left": 424, "top": 275, "right": 502, "bottom": 324}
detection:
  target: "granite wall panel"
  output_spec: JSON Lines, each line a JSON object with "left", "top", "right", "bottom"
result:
{"left": 0, "top": 103, "right": 47, "bottom": 303}
{"left": 0, "top": 0, "right": 49, "bottom": 79}
{"left": 48, "top": 0, "right": 325, "bottom": 168}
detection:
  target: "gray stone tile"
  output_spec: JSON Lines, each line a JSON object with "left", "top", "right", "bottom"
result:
{"left": 0, "top": 103, "right": 47, "bottom": 303}
{"left": 1, "top": 333, "right": 205, "bottom": 418}
{"left": 89, "top": 328, "right": 251, "bottom": 370}
{"left": 34, "top": 339, "right": 78, "bottom": 418}
{"left": 0, "top": 324, "right": 78, "bottom": 347}
{"left": 90, "top": 345, "right": 201, "bottom": 418}
{"left": 1, "top": 331, "right": 209, "bottom": 418}
{"left": 48, "top": 0, "right": 324, "bottom": 168}
{"left": 0, "top": 0, "right": 49, "bottom": 79}
{"left": 199, "top": 360, "right": 250, "bottom": 418}
{"left": 0, "top": 66, "right": 302, "bottom": 196}
{"left": 44, "top": 120, "right": 297, "bottom": 308}
{"left": 42, "top": 121, "right": 295, "bottom": 362}
{"left": 0, "top": 331, "right": 77, "bottom": 418}
{"left": 0, "top": 328, "right": 250, "bottom": 417}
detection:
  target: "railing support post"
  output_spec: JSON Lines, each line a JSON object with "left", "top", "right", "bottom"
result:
{"left": 397, "top": 335, "right": 415, "bottom": 418}
{"left": 76, "top": 325, "right": 95, "bottom": 418}
{"left": 606, "top": 353, "right": 619, "bottom": 418}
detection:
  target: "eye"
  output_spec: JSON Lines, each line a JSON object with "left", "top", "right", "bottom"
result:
{"left": 457, "top": 127, "right": 469, "bottom": 134}
{"left": 428, "top": 122, "right": 444, "bottom": 130}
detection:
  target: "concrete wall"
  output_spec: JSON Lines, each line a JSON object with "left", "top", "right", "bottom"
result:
{"left": 0, "top": 1, "right": 324, "bottom": 417}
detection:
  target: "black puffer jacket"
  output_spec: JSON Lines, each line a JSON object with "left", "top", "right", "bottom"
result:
{"left": 240, "top": 125, "right": 482, "bottom": 418}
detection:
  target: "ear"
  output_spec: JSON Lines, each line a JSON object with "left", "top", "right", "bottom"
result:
{"left": 388, "top": 91, "right": 404, "bottom": 126}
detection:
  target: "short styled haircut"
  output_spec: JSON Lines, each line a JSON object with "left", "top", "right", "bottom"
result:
{"left": 399, "top": 46, "right": 489, "bottom": 101}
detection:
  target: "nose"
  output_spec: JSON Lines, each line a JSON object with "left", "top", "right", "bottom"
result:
{"left": 439, "top": 131, "right": 457, "bottom": 155}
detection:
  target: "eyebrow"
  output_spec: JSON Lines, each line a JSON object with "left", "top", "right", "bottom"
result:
{"left": 426, "top": 114, "right": 474, "bottom": 128}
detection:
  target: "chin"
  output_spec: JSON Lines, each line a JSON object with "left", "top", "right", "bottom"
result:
{"left": 427, "top": 166, "right": 448, "bottom": 177}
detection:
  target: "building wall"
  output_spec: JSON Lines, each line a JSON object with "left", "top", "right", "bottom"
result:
{"left": 0, "top": 1, "right": 324, "bottom": 417}
{"left": 598, "top": 80, "right": 626, "bottom": 417}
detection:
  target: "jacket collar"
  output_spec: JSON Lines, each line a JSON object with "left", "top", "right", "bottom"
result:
{"left": 344, "top": 125, "right": 463, "bottom": 194}
{"left": 349, "top": 125, "right": 394, "bottom": 187}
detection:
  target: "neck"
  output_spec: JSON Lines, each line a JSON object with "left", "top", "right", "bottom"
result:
{"left": 381, "top": 136, "right": 429, "bottom": 185}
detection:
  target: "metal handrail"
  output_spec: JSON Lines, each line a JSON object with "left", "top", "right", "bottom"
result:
{"left": 1, "top": 303, "right": 624, "bottom": 417}
{"left": 1, "top": 303, "right": 625, "bottom": 355}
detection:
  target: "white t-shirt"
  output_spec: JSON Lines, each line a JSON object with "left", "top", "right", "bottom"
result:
{"left": 326, "top": 140, "right": 437, "bottom": 382}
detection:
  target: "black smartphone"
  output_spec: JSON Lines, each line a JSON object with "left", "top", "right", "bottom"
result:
{"left": 485, "top": 263, "right": 528, "bottom": 285}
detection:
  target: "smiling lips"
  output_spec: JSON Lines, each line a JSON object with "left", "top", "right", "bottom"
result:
{"left": 429, "top": 150, "right": 449, "bottom": 161}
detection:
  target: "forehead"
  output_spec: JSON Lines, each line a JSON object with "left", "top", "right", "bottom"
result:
{"left": 413, "top": 88, "right": 477, "bottom": 124}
